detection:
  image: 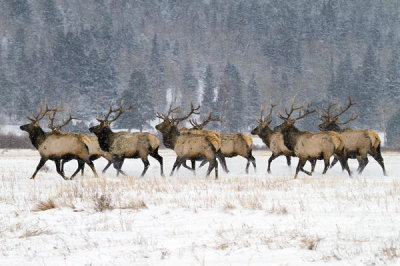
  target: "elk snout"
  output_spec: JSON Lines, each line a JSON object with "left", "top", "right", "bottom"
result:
{"left": 20, "top": 124, "right": 29, "bottom": 132}
{"left": 251, "top": 127, "right": 258, "bottom": 135}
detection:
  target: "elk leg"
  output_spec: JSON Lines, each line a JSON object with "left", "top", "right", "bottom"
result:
{"left": 55, "top": 159, "right": 68, "bottom": 180}
{"left": 286, "top": 156, "right": 291, "bottom": 167}
{"left": 140, "top": 157, "right": 150, "bottom": 177}
{"left": 102, "top": 161, "right": 113, "bottom": 174}
{"left": 85, "top": 160, "right": 98, "bottom": 178}
{"left": 30, "top": 158, "right": 48, "bottom": 179}
{"left": 150, "top": 148, "right": 164, "bottom": 177}
{"left": 206, "top": 158, "right": 218, "bottom": 179}
{"left": 339, "top": 156, "right": 351, "bottom": 177}
{"left": 71, "top": 159, "right": 85, "bottom": 179}
{"left": 322, "top": 156, "right": 330, "bottom": 175}
{"left": 330, "top": 157, "right": 339, "bottom": 169}
{"left": 245, "top": 158, "right": 250, "bottom": 174}
{"left": 249, "top": 154, "right": 256, "bottom": 172}
{"left": 267, "top": 154, "right": 279, "bottom": 174}
{"left": 60, "top": 159, "right": 68, "bottom": 176}
{"left": 358, "top": 157, "right": 369, "bottom": 174}
{"left": 199, "top": 160, "right": 207, "bottom": 168}
{"left": 310, "top": 158, "right": 317, "bottom": 173}
{"left": 217, "top": 151, "right": 229, "bottom": 173}
{"left": 370, "top": 147, "right": 387, "bottom": 176}
{"left": 295, "top": 158, "right": 308, "bottom": 179}
{"left": 182, "top": 160, "right": 195, "bottom": 171}
{"left": 170, "top": 158, "right": 181, "bottom": 176}
{"left": 113, "top": 158, "right": 126, "bottom": 176}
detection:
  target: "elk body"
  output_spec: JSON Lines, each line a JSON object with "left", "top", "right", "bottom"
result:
{"left": 61, "top": 135, "right": 121, "bottom": 176}
{"left": 318, "top": 97, "right": 386, "bottom": 175}
{"left": 20, "top": 103, "right": 98, "bottom": 180}
{"left": 155, "top": 103, "right": 219, "bottom": 179}
{"left": 274, "top": 101, "right": 350, "bottom": 178}
{"left": 251, "top": 104, "right": 293, "bottom": 173}
{"left": 188, "top": 114, "right": 256, "bottom": 173}
{"left": 89, "top": 102, "right": 164, "bottom": 177}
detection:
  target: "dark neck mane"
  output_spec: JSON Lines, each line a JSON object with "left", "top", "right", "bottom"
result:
{"left": 29, "top": 127, "right": 47, "bottom": 149}
{"left": 95, "top": 127, "right": 114, "bottom": 152}
{"left": 162, "top": 126, "right": 180, "bottom": 149}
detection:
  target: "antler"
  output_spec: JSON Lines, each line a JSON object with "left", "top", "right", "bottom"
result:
{"left": 332, "top": 96, "right": 358, "bottom": 121}
{"left": 174, "top": 102, "right": 200, "bottom": 123}
{"left": 336, "top": 112, "right": 359, "bottom": 125}
{"left": 96, "top": 100, "right": 133, "bottom": 123}
{"left": 317, "top": 98, "right": 338, "bottom": 121}
{"left": 156, "top": 101, "right": 181, "bottom": 121}
{"left": 26, "top": 100, "right": 54, "bottom": 123}
{"left": 48, "top": 109, "right": 81, "bottom": 133}
{"left": 256, "top": 103, "right": 277, "bottom": 123}
{"left": 189, "top": 112, "right": 221, "bottom": 130}
{"left": 278, "top": 97, "right": 304, "bottom": 121}
{"left": 293, "top": 101, "right": 316, "bottom": 121}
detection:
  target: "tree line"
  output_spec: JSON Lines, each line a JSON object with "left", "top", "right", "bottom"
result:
{"left": 0, "top": 0, "right": 400, "bottom": 146}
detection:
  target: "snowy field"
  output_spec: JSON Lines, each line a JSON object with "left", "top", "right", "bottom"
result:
{"left": 0, "top": 149, "right": 400, "bottom": 265}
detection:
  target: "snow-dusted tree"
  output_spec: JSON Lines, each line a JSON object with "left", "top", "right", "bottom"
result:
{"left": 116, "top": 69, "right": 154, "bottom": 131}
{"left": 181, "top": 61, "right": 199, "bottom": 108}
{"left": 148, "top": 34, "right": 166, "bottom": 111}
{"left": 245, "top": 73, "right": 260, "bottom": 130}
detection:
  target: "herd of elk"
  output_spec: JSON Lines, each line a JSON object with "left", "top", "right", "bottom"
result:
{"left": 19, "top": 97, "right": 387, "bottom": 180}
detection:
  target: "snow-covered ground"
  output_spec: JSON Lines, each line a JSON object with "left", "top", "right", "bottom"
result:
{"left": 0, "top": 149, "right": 399, "bottom": 265}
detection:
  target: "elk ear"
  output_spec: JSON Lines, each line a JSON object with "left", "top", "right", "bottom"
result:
{"left": 266, "top": 121, "right": 272, "bottom": 126}
{"left": 255, "top": 118, "right": 261, "bottom": 123}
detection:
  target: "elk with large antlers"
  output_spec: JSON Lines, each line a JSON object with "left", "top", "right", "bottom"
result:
{"left": 318, "top": 96, "right": 386, "bottom": 175}
{"left": 155, "top": 102, "right": 219, "bottom": 179}
{"left": 190, "top": 112, "right": 256, "bottom": 173}
{"left": 251, "top": 104, "right": 293, "bottom": 173}
{"left": 20, "top": 102, "right": 98, "bottom": 179}
{"left": 274, "top": 99, "right": 351, "bottom": 178}
{"left": 89, "top": 101, "right": 164, "bottom": 176}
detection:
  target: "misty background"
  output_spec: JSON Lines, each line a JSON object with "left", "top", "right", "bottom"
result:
{"left": 1, "top": 0, "right": 400, "bottom": 147}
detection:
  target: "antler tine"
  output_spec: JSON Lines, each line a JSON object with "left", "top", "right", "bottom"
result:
{"left": 294, "top": 101, "right": 316, "bottom": 121}
{"left": 332, "top": 96, "right": 358, "bottom": 120}
{"left": 189, "top": 118, "right": 200, "bottom": 129}
{"left": 57, "top": 111, "right": 81, "bottom": 131}
{"left": 264, "top": 104, "right": 277, "bottom": 122}
{"left": 279, "top": 97, "right": 304, "bottom": 121}
{"left": 174, "top": 101, "right": 201, "bottom": 123}
{"left": 196, "top": 112, "right": 221, "bottom": 130}
{"left": 256, "top": 106, "right": 265, "bottom": 123}
{"left": 108, "top": 101, "right": 133, "bottom": 123}
{"left": 337, "top": 112, "right": 359, "bottom": 125}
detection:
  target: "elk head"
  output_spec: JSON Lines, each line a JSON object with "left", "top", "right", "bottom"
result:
{"left": 251, "top": 104, "right": 276, "bottom": 135}
{"left": 89, "top": 101, "right": 133, "bottom": 135}
{"left": 317, "top": 96, "right": 358, "bottom": 132}
{"left": 274, "top": 98, "right": 316, "bottom": 133}
{"left": 155, "top": 101, "right": 200, "bottom": 133}
{"left": 20, "top": 100, "right": 54, "bottom": 133}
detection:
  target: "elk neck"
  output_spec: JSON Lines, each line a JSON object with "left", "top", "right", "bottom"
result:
{"left": 28, "top": 126, "right": 47, "bottom": 149}
{"left": 161, "top": 126, "right": 180, "bottom": 149}
{"left": 95, "top": 126, "right": 113, "bottom": 152}
{"left": 280, "top": 125, "right": 300, "bottom": 151}
{"left": 258, "top": 127, "right": 274, "bottom": 146}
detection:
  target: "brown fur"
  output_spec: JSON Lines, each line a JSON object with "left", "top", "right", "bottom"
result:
{"left": 108, "top": 132, "right": 160, "bottom": 158}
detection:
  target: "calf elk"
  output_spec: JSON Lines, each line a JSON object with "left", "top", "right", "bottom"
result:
{"left": 274, "top": 100, "right": 350, "bottom": 178}
{"left": 318, "top": 96, "right": 386, "bottom": 175}
{"left": 155, "top": 102, "right": 219, "bottom": 179}
{"left": 89, "top": 101, "right": 164, "bottom": 177}
{"left": 20, "top": 102, "right": 98, "bottom": 180}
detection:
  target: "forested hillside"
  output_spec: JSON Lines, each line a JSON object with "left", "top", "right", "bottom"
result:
{"left": 0, "top": 0, "right": 399, "bottom": 140}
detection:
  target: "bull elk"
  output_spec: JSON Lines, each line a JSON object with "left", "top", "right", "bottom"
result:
{"left": 89, "top": 101, "right": 164, "bottom": 177}
{"left": 190, "top": 113, "right": 256, "bottom": 174}
{"left": 274, "top": 100, "right": 351, "bottom": 178}
{"left": 155, "top": 102, "right": 219, "bottom": 179}
{"left": 19, "top": 102, "right": 98, "bottom": 180}
{"left": 251, "top": 104, "right": 293, "bottom": 173}
{"left": 317, "top": 96, "right": 386, "bottom": 175}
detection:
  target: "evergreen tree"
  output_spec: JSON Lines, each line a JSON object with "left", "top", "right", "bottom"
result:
{"left": 356, "top": 45, "right": 381, "bottom": 127}
{"left": 181, "top": 61, "right": 199, "bottom": 107}
{"left": 333, "top": 52, "right": 354, "bottom": 102}
{"left": 386, "top": 108, "right": 400, "bottom": 149}
{"left": 41, "top": 0, "right": 63, "bottom": 28}
{"left": 148, "top": 34, "right": 166, "bottom": 111}
{"left": 116, "top": 70, "right": 154, "bottom": 131}
{"left": 202, "top": 65, "right": 216, "bottom": 114}
{"left": 384, "top": 45, "right": 400, "bottom": 103}
{"left": 217, "top": 62, "right": 244, "bottom": 132}
{"left": 245, "top": 73, "right": 260, "bottom": 130}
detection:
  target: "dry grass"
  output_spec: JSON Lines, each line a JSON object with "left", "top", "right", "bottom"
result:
{"left": 93, "top": 194, "right": 113, "bottom": 212}
{"left": 32, "top": 199, "right": 57, "bottom": 212}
